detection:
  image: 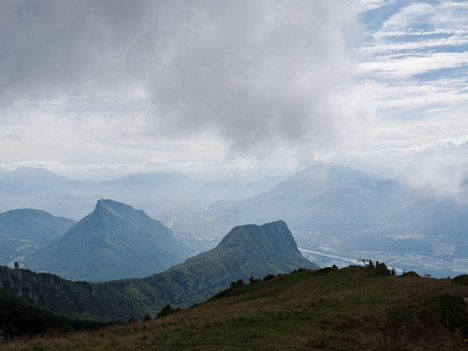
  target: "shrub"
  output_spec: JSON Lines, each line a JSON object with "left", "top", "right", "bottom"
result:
{"left": 315, "top": 267, "right": 336, "bottom": 276}
{"left": 451, "top": 274, "right": 468, "bottom": 286}
{"left": 143, "top": 315, "right": 151, "bottom": 322}
{"left": 249, "top": 276, "right": 260, "bottom": 284}
{"left": 292, "top": 268, "right": 308, "bottom": 273}
{"left": 375, "top": 262, "right": 391, "bottom": 276}
{"left": 262, "top": 274, "right": 276, "bottom": 282}
{"left": 235, "top": 279, "right": 245, "bottom": 287}
{"left": 157, "top": 304, "right": 180, "bottom": 319}
{"left": 401, "top": 271, "right": 420, "bottom": 278}
{"left": 437, "top": 294, "right": 468, "bottom": 336}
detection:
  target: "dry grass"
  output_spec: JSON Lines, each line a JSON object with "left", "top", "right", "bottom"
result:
{"left": 3, "top": 267, "right": 468, "bottom": 350}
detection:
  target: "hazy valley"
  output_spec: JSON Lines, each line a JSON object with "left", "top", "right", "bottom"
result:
{"left": 1, "top": 163, "right": 467, "bottom": 279}
{"left": 2, "top": 1, "right": 468, "bottom": 349}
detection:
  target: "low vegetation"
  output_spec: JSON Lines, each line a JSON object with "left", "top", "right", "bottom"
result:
{"left": 0, "top": 220, "right": 316, "bottom": 322}
{"left": 3, "top": 265, "right": 467, "bottom": 350}
{"left": 0, "top": 296, "right": 108, "bottom": 341}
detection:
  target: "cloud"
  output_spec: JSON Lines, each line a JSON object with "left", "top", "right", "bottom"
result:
{"left": 358, "top": 52, "right": 468, "bottom": 77}
{"left": 405, "top": 134, "right": 468, "bottom": 154}
{"left": 400, "top": 154, "right": 468, "bottom": 201}
{"left": 353, "top": 0, "right": 468, "bottom": 129}
{"left": 362, "top": 34, "right": 468, "bottom": 53}
{"left": 0, "top": 0, "right": 359, "bottom": 161}
{"left": 360, "top": 1, "right": 468, "bottom": 78}
{"left": 381, "top": 1, "right": 468, "bottom": 32}
{"left": 0, "top": 160, "right": 63, "bottom": 171}
{"left": 146, "top": 1, "right": 358, "bottom": 156}
{"left": 357, "top": 0, "right": 394, "bottom": 12}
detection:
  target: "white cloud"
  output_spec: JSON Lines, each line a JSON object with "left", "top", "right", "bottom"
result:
{"left": 373, "top": 29, "right": 464, "bottom": 38}
{"left": 0, "top": 160, "right": 63, "bottom": 171}
{"left": 362, "top": 34, "right": 468, "bottom": 53}
{"left": 357, "top": 0, "right": 394, "bottom": 12}
{"left": 0, "top": 0, "right": 362, "bottom": 166}
{"left": 405, "top": 134, "right": 468, "bottom": 154}
{"left": 1, "top": 0, "right": 468, "bottom": 188}
{"left": 381, "top": 3, "right": 435, "bottom": 31}
{"left": 402, "top": 156, "right": 468, "bottom": 201}
{"left": 358, "top": 52, "right": 468, "bottom": 77}
{"left": 381, "top": 1, "right": 468, "bottom": 32}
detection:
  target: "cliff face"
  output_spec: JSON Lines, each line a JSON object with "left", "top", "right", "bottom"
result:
{"left": 0, "top": 264, "right": 69, "bottom": 302}
{"left": 0, "top": 221, "right": 318, "bottom": 322}
{"left": 0, "top": 264, "right": 98, "bottom": 319}
{"left": 0, "top": 264, "right": 26, "bottom": 298}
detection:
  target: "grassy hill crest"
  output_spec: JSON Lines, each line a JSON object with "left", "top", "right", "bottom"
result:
{"left": 2, "top": 265, "right": 467, "bottom": 350}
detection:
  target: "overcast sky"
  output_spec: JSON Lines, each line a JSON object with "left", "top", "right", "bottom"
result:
{"left": 0, "top": 0, "right": 467, "bottom": 185}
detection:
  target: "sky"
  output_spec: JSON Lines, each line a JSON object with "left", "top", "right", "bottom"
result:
{"left": 0, "top": 0, "right": 467, "bottom": 185}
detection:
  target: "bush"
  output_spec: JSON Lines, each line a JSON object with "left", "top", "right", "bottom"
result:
{"left": 262, "top": 274, "right": 276, "bottom": 282}
{"left": 143, "top": 315, "right": 151, "bottom": 322}
{"left": 235, "top": 279, "right": 245, "bottom": 287}
{"left": 315, "top": 267, "right": 336, "bottom": 276}
{"left": 292, "top": 268, "right": 308, "bottom": 273}
{"left": 156, "top": 304, "right": 180, "bottom": 319}
{"left": 451, "top": 274, "right": 468, "bottom": 286}
{"left": 249, "top": 276, "right": 260, "bottom": 284}
{"left": 437, "top": 294, "right": 468, "bottom": 336}
{"left": 401, "top": 271, "right": 421, "bottom": 278}
{"left": 375, "top": 262, "right": 391, "bottom": 276}
{"left": 56, "top": 324, "right": 73, "bottom": 334}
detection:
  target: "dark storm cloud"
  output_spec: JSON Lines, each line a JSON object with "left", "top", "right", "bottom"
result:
{"left": 0, "top": 0, "right": 356, "bottom": 155}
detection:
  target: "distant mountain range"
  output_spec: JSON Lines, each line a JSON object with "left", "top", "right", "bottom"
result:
{"left": 0, "top": 209, "right": 76, "bottom": 266}
{"left": 209, "top": 162, "right": 468, "bottom": 262}
{"left": 26, "top": 199, "right": 191, "bottom": 282}
{"left": 0, "top": 167, "right": 287, "bottom": 219}
{"left": 0, "top": 220, "right": 317, "bottom": 321}
{"left": 210, "top": 162, "right": 412, "bottom": 231}
{"left": 0, "top": 209, "right": 75, "bottom": 242}
{"left": 1, "top": 163, "right": 467, "bottom": 277}
{"left": 0, "top": 167, "right": 70, "bottom": 186}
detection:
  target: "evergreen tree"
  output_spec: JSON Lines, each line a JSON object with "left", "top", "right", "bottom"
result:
{"left": 249, "top": 275, "right": 259, "bottom": 284}
{"left": 376, "top": 262, "right": 391, "bottom": 276}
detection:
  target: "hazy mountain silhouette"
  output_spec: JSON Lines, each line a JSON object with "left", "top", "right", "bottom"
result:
{"left": 0, "top": 209, "right": 75, "bottom": 242}
{"left": 210, "top": 162, "right": 415, "bottom": 232}
{"left": 27, "top": 199, "right": 191, "bottom": 282}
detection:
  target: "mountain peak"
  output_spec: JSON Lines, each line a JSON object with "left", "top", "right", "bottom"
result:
{"left": 95, "top": 198, "right": 128, "bottom": 209}
{"left": 95, "top": 198, "right": 118, "bottom": 208}
{"left": 29, "top": 199, "right": 190, "bottom": 281}
{"left": 217, "top": 220, "right": 301, "bottom": 256}
{"left": 93, "top": 199, "right": 143, "bottom": 220}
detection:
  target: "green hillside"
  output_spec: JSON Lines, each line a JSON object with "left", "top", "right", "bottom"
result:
{"left": 3, "top": 266, "right": 467, "bottom": 350}
{"left": 0, "top": 220, "right": 317, "bottom": 321}
{"left": 0, "top": 295, "right": 107, "bottom": 340}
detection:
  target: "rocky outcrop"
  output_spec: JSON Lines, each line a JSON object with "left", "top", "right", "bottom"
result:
{"left": 0, "top": 220, "right": 319, "bottom": 322}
